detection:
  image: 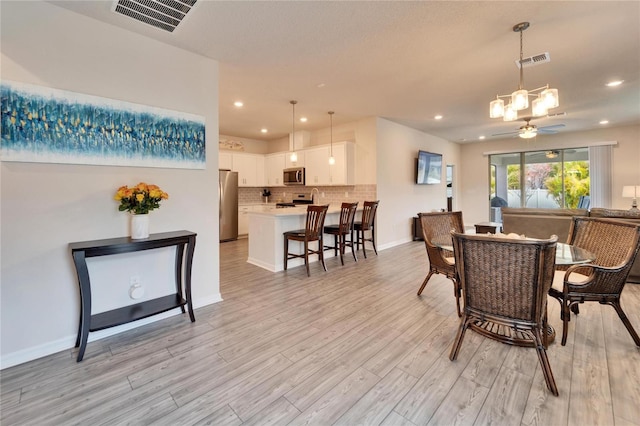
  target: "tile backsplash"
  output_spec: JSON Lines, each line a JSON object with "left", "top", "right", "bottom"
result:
{"left": 238, "top": 184, "right": 377, "bottom": 205}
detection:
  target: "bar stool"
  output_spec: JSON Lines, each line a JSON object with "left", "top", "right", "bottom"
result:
{"left": 323, "top": 202, "right": 359, "bottom": 265}
{"left": 284, "top": 204, "right": 329, "bottom": 276}
{"left": 354, "top": 200, "right": 379, "bottom": 258}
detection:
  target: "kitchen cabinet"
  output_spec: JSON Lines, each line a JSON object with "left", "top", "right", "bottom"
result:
{"left": 304, "top": 142, "right": 355, "bottom": 186}
{"left": 219, "top": 151, "right": 232, "bottom": 170}
{"left": 233, "top": 153, "right": 265, "bottom": 187}
{"left": 265, "top": 153, "right": 285, "bottom": 186}
{"left": 285, "top": 151, "right": 305, "bottom": 168}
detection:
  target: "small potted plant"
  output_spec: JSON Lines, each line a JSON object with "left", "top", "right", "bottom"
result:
{"left": 262, "top": 189, "right": 271, "bottom": 203}
{"left": 114, "top": 182, "right": 169, "bottom": 239}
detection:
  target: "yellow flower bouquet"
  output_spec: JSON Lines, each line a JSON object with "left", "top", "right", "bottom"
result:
{"left": 114, "top": 182, "right": 169, "bottom": 214}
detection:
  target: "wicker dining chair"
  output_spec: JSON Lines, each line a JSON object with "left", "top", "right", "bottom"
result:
{"left": 324, "top": 202, "right": 359, "bottom": 265}
{"left": 417, "top": 211, "right": 464, "bottom": 317}
{"left": 549, "top": 217, "right": 640, "bottom": 346}
{"left": 449, "top": 232, "right": 559, "bottom": 396}
{"left": 284, "top": 204, "right": 329, "bottom": 277}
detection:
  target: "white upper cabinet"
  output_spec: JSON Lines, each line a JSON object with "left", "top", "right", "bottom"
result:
{"left": 265, "top": 153, "right": 285, "bottom": 186}
{"left": 232, "top": 153, "right": 265, "bottom": 187}
{"left": 305, "top": 142, "right": 355, "bottom": 186}
{"left": 219, "top": 151, "right": 232, "bottom": 170}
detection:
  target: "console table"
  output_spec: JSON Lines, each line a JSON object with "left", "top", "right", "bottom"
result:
{"left": 70, "top": 230, "right": 197, "bottom": 361}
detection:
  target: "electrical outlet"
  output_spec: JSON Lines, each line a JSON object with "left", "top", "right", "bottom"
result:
{"left": 321, "top": 192, "right": 325, "bottom": 197}
{"left": 345, "top": 191, "right": 349, "bottom": 197}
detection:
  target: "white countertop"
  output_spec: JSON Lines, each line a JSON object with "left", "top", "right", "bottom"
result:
{"left": 247, "top": 203, "right": 344, "bottom": 217}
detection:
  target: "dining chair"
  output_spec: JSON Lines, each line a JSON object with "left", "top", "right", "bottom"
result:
{"left": 549, "top": 216, "right": 640, "bottom": 346}
{"left": 324, "top": 202, "right": 359, "bottom": 265}
{"left": 283, "top": 204, "right": 329, "bottom": 277}
{"left": 449, "top": 232, "right": 559, "bottom": 396}
{"left": 354, "top": 200, "right": 379, "bottom": 258}
{"left": 417, "top": 211, "right": 464, "bottom": 317}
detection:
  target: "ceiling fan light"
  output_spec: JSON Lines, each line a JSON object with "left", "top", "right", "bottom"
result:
{"left": 504, "top": 103, "right": 518, "bottom": 121}
{"left": 490, "top": 99, "right": 505, "bottom": 118}
{"left": 545, "top": 150, "right": 559, "bottom": 159}
{"left": 532, "top": 97, "right": 548, "bottom": 117}
{"left": 542, "top": 88, "right": 559, "bottom": 108}
{"left": 519, "top": 126, "right": 537, "bottom": 139}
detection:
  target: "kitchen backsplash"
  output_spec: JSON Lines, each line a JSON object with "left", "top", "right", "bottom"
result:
{"left": 238, "top": 184, "right": 377, "bottom": 205}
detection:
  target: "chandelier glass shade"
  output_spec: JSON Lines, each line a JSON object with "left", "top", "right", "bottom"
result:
{"left": 490, "top": 22, "right": 560, "bottom": 122}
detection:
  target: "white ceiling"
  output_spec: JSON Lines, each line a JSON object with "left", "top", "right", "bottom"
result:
{"left": 50, "top": 1, "right": 640, "bottom": 143}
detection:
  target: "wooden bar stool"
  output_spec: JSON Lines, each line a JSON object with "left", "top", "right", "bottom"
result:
{"left": 324, "top": 202, "right": 359, "bottom": 265}
{"left": 284, "top": 204, "right": 329, "bottom": 276}
{"left": 354, "top": 200, "right": 379, "bottom": 258}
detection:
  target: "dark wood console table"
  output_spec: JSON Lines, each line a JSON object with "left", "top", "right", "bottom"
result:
{"left": 70, "top": 230, "right": 197, "bottom": 361}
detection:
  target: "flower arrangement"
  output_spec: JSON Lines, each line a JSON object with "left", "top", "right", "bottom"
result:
{"left": 114, "top": 182, "right": 169, "bottom": 214}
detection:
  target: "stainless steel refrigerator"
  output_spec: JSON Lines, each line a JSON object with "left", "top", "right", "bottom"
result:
{"left": 219, "top": 169, "right": 239, "bottom": 242}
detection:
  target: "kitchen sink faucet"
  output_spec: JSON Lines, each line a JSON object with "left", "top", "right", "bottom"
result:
{"left": 311, "top": 188, "right": 320, "bottom": 204}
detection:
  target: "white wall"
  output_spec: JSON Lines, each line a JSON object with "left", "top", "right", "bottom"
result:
{"left": 376, "top": 118, "right": 461, "bottom": 248}
{"left": 1, "top": 1, "right": 221, "bottom": 368}
{"left": 458, "top": 124, "right": 640, "bottom": 225}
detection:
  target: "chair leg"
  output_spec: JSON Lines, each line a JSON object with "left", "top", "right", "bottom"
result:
{"left": 333, "top": 234, "right": 338, "bottom": 256}
{"left": 339, "top": 234, "right": 345, "bottom": 265}
{"left": 319, "top": 237, "right": 327, "bottom": 272}
{"left": 284, "top": 236, "right": 289, "bottom": 271}
{"left": 360, "top": 229, "right": 367, "bottom": 259}
{"left": 350, "top": 230, "right": 358, "bottom": 262}
{"left": 611, "top": 301, "right": 640, "bottom": 346}
{"left": 304, "top": 240, "right": 310, "bottom": 277}
{"left": 532, "top": 328, "right": 559, "bottom": 396}
{"left": 561, "top": 300, "right": 572, "bottom": 346}
{"left": 371, "top": 226, "right": 377, "bottom": 255}
{"left": 452, "top": 279, "right": 462, "bottom": 317}
{"left": 449, "top": 316, "right": 470, "bottom": 361}
{"left": 417, "top": 271, "right": 434, "bottom": 295}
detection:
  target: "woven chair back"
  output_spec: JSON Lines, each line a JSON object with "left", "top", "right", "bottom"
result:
{"left": 419, "top": 211, "right": 464, "bottom": 248}
{"left": 452, "top": 232, "right": 557, "bottom": 322}
{"left": 568, "top": 217, "right": 640, "bottom": 268}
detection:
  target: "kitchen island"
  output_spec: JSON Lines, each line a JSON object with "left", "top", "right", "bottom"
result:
{"left": 247, "top": 204, "right": 348, "bottom": 272}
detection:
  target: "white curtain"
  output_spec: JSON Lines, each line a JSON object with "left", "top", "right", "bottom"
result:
{"left": 589, "top": 145, "right": 612, "bottom": 208}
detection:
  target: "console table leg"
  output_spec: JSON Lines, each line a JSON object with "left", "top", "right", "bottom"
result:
{"left": 185, "top": 236, "right": 196, "bottom": 322}
{"left": 175, "top": 244, "right": 186, "bottom": 314}
{"left": 72, "top": 251, "right": 92, "bottom": 362}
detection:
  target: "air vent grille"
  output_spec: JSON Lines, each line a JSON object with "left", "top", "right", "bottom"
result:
{"left": 113, "top": 0, "right": 197, "bottom": 33}
{"left": 515, "top": 52, "right": 551, "bottom": 69}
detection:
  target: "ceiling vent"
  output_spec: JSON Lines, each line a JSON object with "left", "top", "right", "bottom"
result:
{"left": 113, "top": 0, "right": 197, "bottom": 33}
{"left": 515, "top": 52, "right": 551, "bottom": 69}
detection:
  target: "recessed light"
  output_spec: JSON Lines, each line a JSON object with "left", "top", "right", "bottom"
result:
{"left": 434, "top": 115, "right": 443, "bottom": 120}
{"left": 234, "top": 101, "right": 243, "bottom": 107}
{"left": 479, "top": 136, "right": 486, "bottom": 140}
{"left": 261, "top": 128, "right": 268, "bottom": 133}
{"left": 599, "top": 120, "right": 609, "bottom": 125}
{"left": 317, "top": 83, "right": 326, "bottom": 88}
{"left": 606, "top": 80, "right": 624, "bottom": 87}
{"left": 299, "top": 117, "right": 308, "bottom": 123}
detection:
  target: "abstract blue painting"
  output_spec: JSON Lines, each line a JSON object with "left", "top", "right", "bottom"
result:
{"left": 1, "top": 80, "right": 206, "bottom": 169}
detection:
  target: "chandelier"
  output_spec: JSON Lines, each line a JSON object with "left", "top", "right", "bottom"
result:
{"left": 489, "top": 22, "right": 559, "bottom": 121}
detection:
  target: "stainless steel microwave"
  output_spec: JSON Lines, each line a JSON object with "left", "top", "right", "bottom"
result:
{"left": 283, "top": 167, "right": 305, "bottom": 186}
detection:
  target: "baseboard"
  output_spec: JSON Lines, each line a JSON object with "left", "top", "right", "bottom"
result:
{"left": 0, "top": 293, "right": 223, "bottom": 370}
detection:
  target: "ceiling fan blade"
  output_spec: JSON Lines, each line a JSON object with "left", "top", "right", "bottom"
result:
{"left": 539, "top": 124, "right": 566, "bottom": 130}
{"left": 492, "top": 131, "right": 519, "bottom": 136}
{"left": 537, "top": 129, "right": 559, "bottom": 134}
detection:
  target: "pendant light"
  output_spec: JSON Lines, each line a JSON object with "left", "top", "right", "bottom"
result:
{"left": 328, "top": 111, "right": 335, "bottom": 165}
{"left": 489, "top": 22, "right": 560, "bottom": 121}
{"left": 289, "top": 100, "right": 298, "bottom": 163}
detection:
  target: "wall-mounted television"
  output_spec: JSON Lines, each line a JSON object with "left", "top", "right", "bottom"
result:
{"left": 416, "top": 150, "right": 442, "bottom": 185}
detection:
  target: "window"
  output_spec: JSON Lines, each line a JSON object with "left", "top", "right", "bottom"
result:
{"left": 489, "top": 148, "right": 590, "bottom": 209}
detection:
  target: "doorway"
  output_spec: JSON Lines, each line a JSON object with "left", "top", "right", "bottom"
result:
{"left": 446, "top": 165, "right": 454, "bottom": 211}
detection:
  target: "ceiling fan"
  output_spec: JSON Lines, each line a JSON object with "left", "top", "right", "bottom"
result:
{"left": 493, "top": 117, "right": 565, "bottom": 139}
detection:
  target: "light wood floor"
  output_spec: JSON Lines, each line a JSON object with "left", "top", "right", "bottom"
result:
{"left": 2, "top": 239, "right": 640, "bottom": 425}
